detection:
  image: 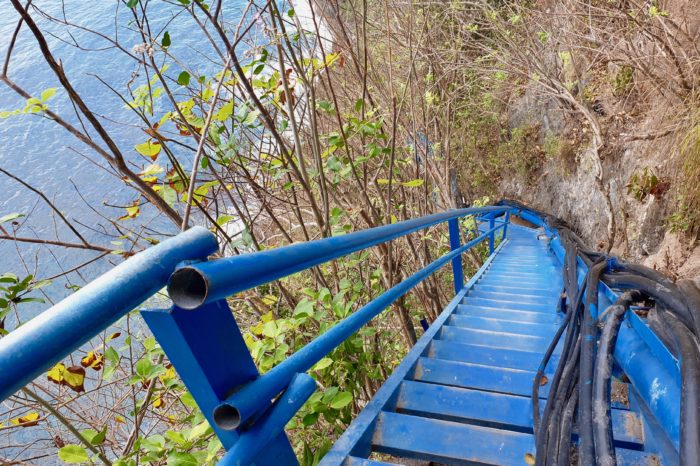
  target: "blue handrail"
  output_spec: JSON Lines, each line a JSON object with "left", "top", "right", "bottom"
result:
{"left": 167, "top": 206, "right": 508, "bottom": 309}
{"left": 0, "top": 226, "right": 218, "bottom": 401}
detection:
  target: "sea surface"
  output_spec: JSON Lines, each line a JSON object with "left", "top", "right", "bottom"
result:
{"left": 0, "top": 0, "right": 254, "bottom": 317}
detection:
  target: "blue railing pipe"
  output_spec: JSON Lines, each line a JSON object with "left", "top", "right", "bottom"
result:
{"left": 447, "top": 218, "right": 464, "bottom": 294}
{"left": 503, "top": 210, "right": 510, "bottom": 239}
{"left": 167, "top": 207, "right": 508, "bottom": 310}
{"left": 218, "top": 373, "right": 317, "bottom": 466}
{"left": 0, "top": 226, "right": 218, "bottom": 401}
{"left": 211, "top": 224, "right": 504, "bottom": 431}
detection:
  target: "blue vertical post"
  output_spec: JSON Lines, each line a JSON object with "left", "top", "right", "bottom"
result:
{"left": 141, "top": 300, "right": 298, "bottom": 465}
{"left": 489, "top": 216, "right": 496, "bottom": 255}
{"left": 448, "top": 218, "right": 464, "bottom": 294}
{"left": 502, "top": 210, "right": 510, "bottom": 240}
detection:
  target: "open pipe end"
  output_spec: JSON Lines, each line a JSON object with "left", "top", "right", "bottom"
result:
{"left": 168, "top": 267, "right": 208, "bottom": 310}
{"left": 213, "top": 403, "right": 241, "bottom": 431}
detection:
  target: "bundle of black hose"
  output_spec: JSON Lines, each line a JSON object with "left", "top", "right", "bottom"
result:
{"left": 497, "top": 198, "right": 700, "bottom": 464}
{"left": 579, "top": 259, "right": 609, "bottom": 466}
{"left": 545, "top": 339, "right": 581, "bottom": 465}
{"left": 664, "top": 311, "right": 700, "bottom": 466}
{"left": 534, "top": 276, "right": 587, "bottom": 466}
{"left": 592, "top": 291, "right": 642, "bottom": 466}
{"left": 603, "top": 273, "right": 696, "bottom": 335}
{"left": 531, "top": 307, "right": 574, "bottom": 439}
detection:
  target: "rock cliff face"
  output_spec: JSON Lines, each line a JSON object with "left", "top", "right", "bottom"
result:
{"left": 500, "top": 88, "right": 699, "bottom": 281}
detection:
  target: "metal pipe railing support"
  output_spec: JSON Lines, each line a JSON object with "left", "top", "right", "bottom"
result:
{"left": 447, "top": 218, "right": 464, "bottom": 294}
{"left": 218, "top": 373, "right": 317, "bottom": 466}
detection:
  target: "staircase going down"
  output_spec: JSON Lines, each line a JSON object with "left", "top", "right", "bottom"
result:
{"left": 321, "top": 225, "right": 656, "bottom": 466}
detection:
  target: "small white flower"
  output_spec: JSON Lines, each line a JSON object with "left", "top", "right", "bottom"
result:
{"left": 132, "top": 43, "right": 154, "bottom": 57}
{"left": 132, "top": 43, "right": 149, "bottom": 54}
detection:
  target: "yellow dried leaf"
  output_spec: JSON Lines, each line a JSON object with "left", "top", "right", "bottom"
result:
{"left": 10, "top": 412, "right": 40, "bottom": 427}
{"left": 81, "top": 351, "right": 104, "bottom": 371}
{"left": 47, "top": 363, "right": 85, "bottom": 393}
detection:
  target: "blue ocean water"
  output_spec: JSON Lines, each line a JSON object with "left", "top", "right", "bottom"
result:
{"left": 0, "top": 1, "right": 249, "bottom": 314}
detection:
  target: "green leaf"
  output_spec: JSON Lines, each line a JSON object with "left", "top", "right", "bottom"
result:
{"left": 354, "top": 99, "right": 364, "bottom": 113}
{"left": 187, "top": 420, "right": 211, "bottom": 441}
{"left": 165, "top": 430, "right": 187, "bottom": 445}
{"left": 241, "top": 109, "right": 261, "bottom": 126}
{"left": 330, "top": 391, "right": 352, "bottom": 409}
{"left": 161, "top": 31, "right": 171, "bottom": 48}
{"left": 160, "top": 186, "right": 177, "bottom": 207}
{"left": 215, "top": 101, "right": 233, "bottom": 121}
{"left": 81, "top": 426, "right": 107, "bottom": 445}
{"left": 293, "top": 299, "right": 314, "bottom": 317}
{"left": 135, "top": 358, "right": 153, "bottom": 379}
{"left": 313, "top": 357, "right": 333, "bottom": 371}
{"left": 40, "top": 88, "right": 57, "bottom": 102}
{"left": 216, "top": 215, "right": 235, "bottom": 226}
{"left": 166, "top": 452, "right": 198, "bottom": 466}
{"left": 177, "top": 71, "right": 191, "bottom": 86}
{"left": 316, "top": 100, "right": 334, "bottom": 113}
{"left": 0, "top": 109, "right": 20, "bottom": 118}
{"left": 58, "top": 445, "right": 89, "bottom": 464}
{"left": 402, "top": 179, "right": 424, "bottom": 188}
{"left": 134, "top": 141, "right": 162, "bottom": 158}
{"left": 0, "top": 213, "right": 25, "bottom": 224}
{"left": 126, "top": 0, "right": 138, "bottom": 8}
{"left": 302, "top": 412, "right": 319, "bottom": 426}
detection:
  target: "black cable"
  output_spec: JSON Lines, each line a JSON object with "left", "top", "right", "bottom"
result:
{"left": 664, "top": 310, "right": 700, "bottom": 465}
{"left": 535, "top": 277, "right": 586, "bottom": 466}
{"left": 556, "top": 387, "right": 579, "bottom": 466}
{"left": 531, "top": 306, "right": 573, "bottom": 438}
{"left": 592, "top": 291, "right": 642, "bottom": 466}
{"left": 498, "top": 199, "right": 700, "bottom": 465}
{"left": 579, "top": 259, "right": 608, "bottom": 466}
{"left": 602, "top": 273, "right": 696, "bottom": 335}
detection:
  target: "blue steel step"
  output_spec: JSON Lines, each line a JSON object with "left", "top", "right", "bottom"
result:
{"left": 412, "top": 357, "right": 552, "bottom": 397}
{"left": 371, "top": 412, "right": 652, "bottom": 465}
{"left": 396, "top": 381, "right": 642, "bottom": 445}
{"left": 447, "top": 314, "right": 558, "bottom": 338}
{"left": 322, "top": 225, "right": 657, "bottom": 465}
{"left": 455, "top": 304, "right": 561, "bottom": 324}
{"left": 438, "top": 326, "right": 561, "bottom": 354}
{"left": 467, "top": 289, "right": 560, "bottom": 304}
{"left": 462, "top": 297, "right": 556, "bottom": 313}
{"left": 427, "top": 340, "right": 561, "bottom": 370}
{"left": 474, "top": 284, "right": 559, "bottom": 296}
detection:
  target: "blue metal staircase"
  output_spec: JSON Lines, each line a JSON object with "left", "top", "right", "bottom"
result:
{"left": 321, "top": 225, "right": 656, "bottom": 465}
{"left": 0, "top": 206, "right": 682, "bottom": 465}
